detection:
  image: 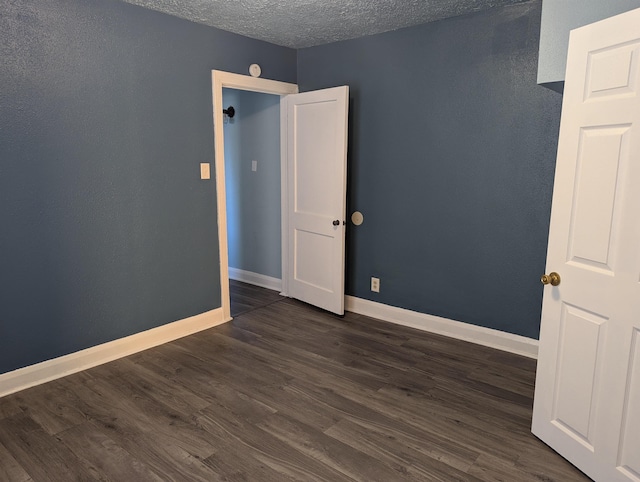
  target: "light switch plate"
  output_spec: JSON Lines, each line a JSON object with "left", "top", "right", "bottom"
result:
{"left": 200, "top": 163, "right": 210, "bottom": 180}
{"left": 251, "top": 160, "right": 257, "bottom": 172}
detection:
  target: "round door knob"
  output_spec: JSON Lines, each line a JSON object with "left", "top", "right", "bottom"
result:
{"left": 541, "top": 272, "right": 561, "bottom": 286}
{"left": 332, "top": 219, "right": 340, "bottom": 226}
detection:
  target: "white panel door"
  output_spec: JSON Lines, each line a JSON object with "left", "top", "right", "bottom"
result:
{"left": 284, "top": 86, "right": 348, "bottom": 315}
{"left": 532, "top": 8, "right": 640, "bottom": 482}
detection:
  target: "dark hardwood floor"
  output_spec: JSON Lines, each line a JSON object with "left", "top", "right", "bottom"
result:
{"left": 0, "top": 282, "right": 591, "bottom": 481}
{"left": 230, "top": 279, "right": 284, "bottom": 317}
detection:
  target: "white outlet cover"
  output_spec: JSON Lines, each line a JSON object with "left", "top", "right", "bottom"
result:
{"left": 371, "top": 277, "right": 380, "bottom": 292}
{"left": 251, "top": 160, "right": 257, "bottom": 172}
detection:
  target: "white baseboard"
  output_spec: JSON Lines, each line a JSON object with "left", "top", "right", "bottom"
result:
{"left": 0, "top": 308, "right": 228, "bottom": 398}
{"left": 345, "top": 296, "right": 538, "bottom": 359}
{"left": 229, "top": 267, "right": 282, "bottom": 292}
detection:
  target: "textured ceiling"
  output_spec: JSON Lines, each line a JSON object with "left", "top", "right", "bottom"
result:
{"left": 119, "top": 0, "right": 529, "bottom": 48}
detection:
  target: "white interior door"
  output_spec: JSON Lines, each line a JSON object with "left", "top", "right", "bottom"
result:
{"left": 283, "top": 86, "right": 349, "bottom": 315}
{"left": 532, "top": 8, "right": 640, "bottom": 482}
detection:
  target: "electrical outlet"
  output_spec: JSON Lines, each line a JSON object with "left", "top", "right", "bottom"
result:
{"left": 371, "top": 277, "right": 380, "bottom": 293}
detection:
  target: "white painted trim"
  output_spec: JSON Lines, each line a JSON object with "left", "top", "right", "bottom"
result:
{"left": 280, "top": 99, "right": 290, "bottom": 297}
{"left": 228, "top": 267, "right": 282, "bottom": 292}
{"left": 211, "top": 70, "right": 297, "bottom": 320}
{"left": 345, "top": 296, "right": 538, "bottom": 359}
{"left": 0, "top": 308, "right": 227, "bottom": 398}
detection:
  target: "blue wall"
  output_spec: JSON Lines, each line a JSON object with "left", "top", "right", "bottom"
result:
{"left": 0, "top": 0, "right": 295, "bottom": 374}
{"left": 298, "top": 0, "right": 562, "bottom": 339}
{"left": 0, "top": 0, "right": 568, "bottom": 377}
{"left": 223, "top": 89, "right": 282, "bottom": 279}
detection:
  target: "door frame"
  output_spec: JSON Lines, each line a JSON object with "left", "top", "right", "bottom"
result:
{"left": 211, "top": 70, "right": 298, "bottom": 321}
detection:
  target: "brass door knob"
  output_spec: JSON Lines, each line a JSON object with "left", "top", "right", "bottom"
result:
{"left": 541, "top": 272, "right": 561, "bottom": 286}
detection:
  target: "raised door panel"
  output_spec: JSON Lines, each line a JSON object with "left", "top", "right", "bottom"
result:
{"left": 552, "top": 305, "right": 608, "bottom": 448}
{"left": 616, "top": 330, "right": 640, "bottom": 480}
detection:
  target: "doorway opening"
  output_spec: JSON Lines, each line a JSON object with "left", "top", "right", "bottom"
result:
{"left": 211, "top": 70, "right": 298, "bottom": 322}
{"left": 222, "top": 88, "right": 282, "bottom": 315}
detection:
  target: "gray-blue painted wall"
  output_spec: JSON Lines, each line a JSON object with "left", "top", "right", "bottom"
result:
{"left": 298, "top": 0, "right": 562, "bottom": 339}
{"left": 0, "top": 0, "right": 295, "bottom": 374}
{"left": 223, "top": 89, "right": 282, "bottom": 279}
{"left": 1, "top": 0, "right": 568, "bottom": 377}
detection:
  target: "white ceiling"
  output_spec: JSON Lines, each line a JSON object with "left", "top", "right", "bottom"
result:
{"left": 120, "top": 0, "right": 529, "bottom": 49}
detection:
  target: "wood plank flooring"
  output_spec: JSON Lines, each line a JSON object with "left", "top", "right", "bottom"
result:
{"left": 230, "top": 279, "right": 284, "bottom": 317}
{"left": 0, "top": 282, "right": 591, "bottom": 481}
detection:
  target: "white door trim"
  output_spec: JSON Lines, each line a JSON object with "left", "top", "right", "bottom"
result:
{"left": 211, "top": 70, "right": 298, "bottom": 321}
